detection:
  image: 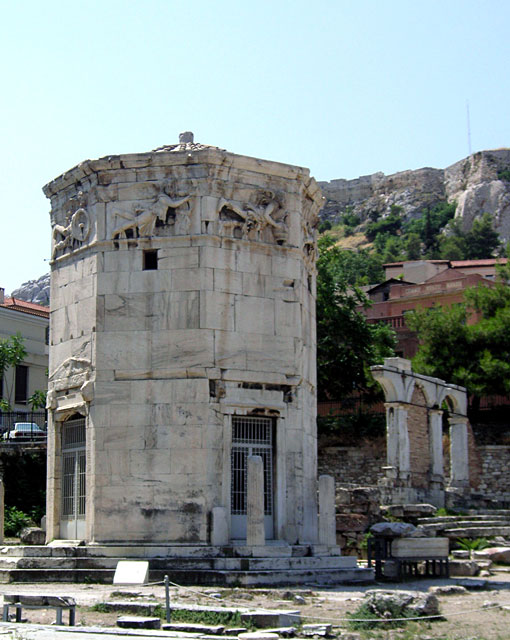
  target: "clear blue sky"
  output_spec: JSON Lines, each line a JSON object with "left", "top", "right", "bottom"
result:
{"left": 1, "top": 0, "right": 509, "bottom": 295}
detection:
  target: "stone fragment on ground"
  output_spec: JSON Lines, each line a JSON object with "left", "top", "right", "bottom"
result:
{"left": 455, "top": 578, "right": 489, "bottom": 589}
{"left": 301, "top": 623, "right": 333, "bottom": 636}
{"left": 364, "top": 589, "right": 440, "bottom": 617}
{"left": 474, "top": 546, "right": 510, "bottom": 563}
{"left": 370, "top": 522, "right": 416, "bottom": 537}
{"left": 19, "top": 527, "right": 46, "bottom": 545}
{"left": 238, "top": 633, "right": 280, "bottom": 640}
{"left": 448, "top": 559, "right": 481, "bottom": 576}
{"left": 162, "top": 622, "right": 225, "bottom": 634}
{"left": 117, "top": 615, "right": 161, "bottom": 629}
{"left": 429, "top": 585, "right": 468, "bottom": 595}
{"left": 265, "top": 627, "right": 296, "bottom": 637}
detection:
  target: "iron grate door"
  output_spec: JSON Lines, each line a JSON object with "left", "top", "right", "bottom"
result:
{"left": 230, "top": 416, "right": 274, "bottom": 539}
{"left": 61, "top": 417, "right": 86, "bottom": 538}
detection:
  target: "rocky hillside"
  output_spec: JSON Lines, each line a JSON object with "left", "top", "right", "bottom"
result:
{"left": 11, "top": 149, "right": 510, "bottom": 304}
{"left": 11, "top": 273, "right": 50, "bottom": 306}
{"left": 320, "top": 148, "right": 510, "bottom": 242}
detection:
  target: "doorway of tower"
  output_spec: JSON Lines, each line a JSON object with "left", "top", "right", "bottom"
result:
{"left": 60, "top": 415, "right": 86, "bottom": 539}
{"left": 230, "top": 415, "right": 274, "bottom": 540}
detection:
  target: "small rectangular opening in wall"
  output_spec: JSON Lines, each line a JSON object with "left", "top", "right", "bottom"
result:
{"left": 143, "top": 249, "right": 158, "bottom": 270}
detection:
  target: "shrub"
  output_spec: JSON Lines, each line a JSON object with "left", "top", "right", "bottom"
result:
{"left": 4, "top": 506, "right": 33, "bottom": 536}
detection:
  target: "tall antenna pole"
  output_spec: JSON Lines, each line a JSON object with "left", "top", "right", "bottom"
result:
{"left": 466, "top": 100, "right": 472, "bottom": 155}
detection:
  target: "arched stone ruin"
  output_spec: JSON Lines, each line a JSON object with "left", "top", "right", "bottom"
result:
{"left": 371, "top": 357, "right": 472, "bottom": 508}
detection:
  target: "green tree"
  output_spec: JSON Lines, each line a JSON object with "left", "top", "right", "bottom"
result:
{"left": 438, "top": 214, "right": 500, "bottom": 260}
{"left": 407, "top": 264, "right": 510, "bottom": 409}
{"left": 365, "top": 212, "right": 402, "bottom": 242}
{"left": 464, "top": 213, "right": 500, "bottom": 259}
{"left": 0, "top": 334, "right": 27, "bottom": 411}
{"left": 28, "top": 390, "right": 47, "bottom": 410}
{"left": 406, "top": 232, "right": 422, "bottom": 260}
{"left": 316, "top": 236, "right": 396, "bottom": 401}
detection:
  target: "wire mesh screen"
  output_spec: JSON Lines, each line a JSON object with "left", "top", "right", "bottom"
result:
{"left": 61, "top": 417, "right": 86, "bottom": 519}
{"left": 78, "top": 452, "right": 86, "bottom": 516}
{"left": 62, "top": 417, "right": 86, "bottom": 450}
{"left": 231, "top": 416, "right": 273, "bottom": 516}
{"left": 62, "top": 452, "right": 76, "bottom": 517}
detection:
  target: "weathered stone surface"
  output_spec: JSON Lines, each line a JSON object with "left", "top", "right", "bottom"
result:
{"left": 370, "top": 522, "right": 416, "bottom": 537}
{"left": 364, "top": 589, "right": 440, "bottom": 618}
{"left": 45, "top": 135, "right": 323, "bottom": 551}
{"left": 429, "top": 585, "right": 468, "bottom": 596}
{"left": 380, "top": 504, "right": 436, "bottom": 519}
{"left": 19, "top": 527, "right": 46, "bottom": 546}
{"left": 117, "top": 616, "right": 161, "bottom": 629}
{"left": 163, "top": 622, "right": 225, "bottom": 634}
{"left": 448, "top": 560, "right": 481, "bottom": 577}
{"left": 473, "top": 546, "right": 510, "bottom": 564}
{"left": 391, "top": 537, "right": 449, "bottom": 558}
{"left": 301, "top": 623, "right": 332, "bottom": 636}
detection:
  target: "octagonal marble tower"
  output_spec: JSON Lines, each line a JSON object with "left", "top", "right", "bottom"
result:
{"left": 44, "top": 133, "right": 323, "bottom": 546}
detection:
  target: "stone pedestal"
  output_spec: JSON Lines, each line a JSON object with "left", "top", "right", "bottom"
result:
{"left": 246, "top": 456, "right": 265, "bottom": 547}
{"left": 318, "top": 475, "right": 336, "bottom": 546}
{"left": 449, "top": 418, "right": 470, "bottom": 487}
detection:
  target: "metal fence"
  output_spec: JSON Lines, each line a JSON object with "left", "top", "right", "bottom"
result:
{"left": 0, "top": 411, "right": 48, "bottom": 442}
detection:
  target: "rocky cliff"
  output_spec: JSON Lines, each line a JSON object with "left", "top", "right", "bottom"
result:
{"left": 11, "top": 149, "right": 510, "bottom": 303}
{"left": 320, "top": 148, "right": 510, "bottom": 241}
{"left": 10, "top": 273, "right": 50, "bottom": 306}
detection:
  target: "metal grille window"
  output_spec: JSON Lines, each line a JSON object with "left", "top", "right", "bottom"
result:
{"left": 231, "top": 416, "right": 273, "bottom": 516}
{"left": 61, "top": 417, "right": 86, "bottom": 519}
{"left": 62, "top": 418, "right": 86, "bottom": 450}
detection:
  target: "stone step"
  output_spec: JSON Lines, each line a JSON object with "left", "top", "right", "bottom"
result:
{"left": 418, "top": 515, "right": 510, "bottom": 525}
{"left": 0, "top": 565, "right": 373, "bottom": 587}
{"left": 0, "top": 554, "right": 358, "bottom": 573}
{"left": 443, "top": 526, "right": 510, "bottom": 538}
{"left": 419, "top": 520, "right": 510, "bottom": 532}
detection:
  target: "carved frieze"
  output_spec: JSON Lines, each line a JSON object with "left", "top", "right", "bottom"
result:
{"left": 47, "top": 357, "right": 94, "bottom": 416}
{"left": 218, "top": 190, "right": 288, "bottom": 244}
{"left": 51, "top": 191, "right": 91, "bottom": 259}
{"left": 111, "top": 182, "right": 192, "bottom": 240}
{"left": 302, "top": 196, "right": 319, "bottom": 270}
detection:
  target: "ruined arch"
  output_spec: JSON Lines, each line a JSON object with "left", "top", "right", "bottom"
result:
{"left": 371, "top": 357, "right": 470, "bottom": 507}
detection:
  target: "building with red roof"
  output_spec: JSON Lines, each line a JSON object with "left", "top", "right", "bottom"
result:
{"left": 0, "top": 287, "right": 49, "bottom": 414}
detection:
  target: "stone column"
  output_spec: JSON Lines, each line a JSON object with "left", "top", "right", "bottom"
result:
{"left": 429, "top": 409, "right": 444, "bottom": 479}
{"left": 449, "top": 417, "right": 469, "bottom": 487}
{"left": 385, "top": 402, "right": 410, "bottom": 482}
{"left": 211, "top": 506, "right": 229, "bottom": 546}
{"left": 246, "top": 456, "right": 265, "bottom": 546}
{"left": 318, "top": 475, "right": 336, "bottom": 546}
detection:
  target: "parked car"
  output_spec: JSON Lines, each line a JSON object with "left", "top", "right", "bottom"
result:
{"left": 2, "top": 422, "right": 47, "bottom": 441}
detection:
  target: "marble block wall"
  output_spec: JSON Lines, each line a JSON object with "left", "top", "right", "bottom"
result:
{"left": 44, "top": 136, "right": 323, "bottom": 545}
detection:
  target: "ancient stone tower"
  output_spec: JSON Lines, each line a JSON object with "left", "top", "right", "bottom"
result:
{"left": 44, "top": 133, "right": 323, "bottom": 546}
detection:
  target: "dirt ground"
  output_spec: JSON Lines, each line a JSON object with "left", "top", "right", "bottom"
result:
{"left": 1, "top": 572, "right": 510, "bottom": 640}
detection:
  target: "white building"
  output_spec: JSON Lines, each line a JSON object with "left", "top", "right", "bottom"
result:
{"left": 0, "top": 288, "right": 49, "bottom": 418}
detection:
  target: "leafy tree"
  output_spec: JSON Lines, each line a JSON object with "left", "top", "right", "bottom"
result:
{"left": 464, "top": 213, "right": 501, "bottom": 259}
{"left": 406, "top": 232, "right": 422, "bottom": 260}
{"left": 365, "top": 212, "right": 402, "bottom": 242}
{"left": 0, "top": 334, "right": 27, "bottom": 410}
{"left": 316, "top": 236, "right": 396, "bottom": 401}
{"left": 438, "top": 234, "right": 466, "bottom": 260}
{"left": 438, "top": 213, "right": 500, "bottom": 260}
{"left": 407, "top": 264, "right": 510, "bottom": 409}
{"left": 28, "top": 390, "right": 47, "bottom": 410}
